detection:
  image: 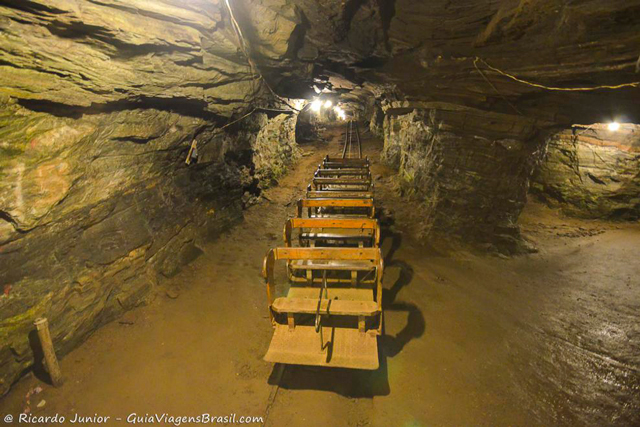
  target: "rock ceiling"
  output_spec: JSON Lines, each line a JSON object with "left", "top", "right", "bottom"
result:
{"left": 2, "top": 0, "right": 638, "bottom": 126}
{"left": 239, "top": 0, "right": 640, "bottom": 126}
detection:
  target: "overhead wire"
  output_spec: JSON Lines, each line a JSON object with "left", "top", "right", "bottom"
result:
{"left": 473, "top": 58, "right": 523, "bottom": 116}
{"left": 223, "top": 0, "right": 301, "bottom": 112}
{"left": 192, "top": 2, "right": 302, "bottom": 154}
{"left": 474, "top": 57, "right": 640, "bottom": 92}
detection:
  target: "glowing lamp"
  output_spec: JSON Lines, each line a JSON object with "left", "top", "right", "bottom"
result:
{"left": 607, "top": 122, "right": 620, "bottom": 132}
{"left": 310, "top": 99, "right": 322, "bottom": 112}
{"left": 324, "top": 100, "right": 332, "bottom": 108}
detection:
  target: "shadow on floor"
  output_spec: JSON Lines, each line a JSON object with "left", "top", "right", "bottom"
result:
{"left": 380, "top": 242, "right": 425, "bottom": 358}
{"left": 27, "top": 329, "right": 54, "bottom": 386}
{"left": 267, "top": 229, "right": 426, "bottom": 397}
{"left": 379, "top": 301, "right": 425, "bottom": 358}
{"left": 268, "top": 361, "right": 390, "bottom": 397}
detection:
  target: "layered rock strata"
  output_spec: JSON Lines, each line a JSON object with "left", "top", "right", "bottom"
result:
{"left": 382, "top": 106, "right": 546, "bottom": 251}
{"left": 0, "top": 0, "right": 301, "bottom": 394}
{"left": 531, "top": 125, "right": 640, "bottom": 219}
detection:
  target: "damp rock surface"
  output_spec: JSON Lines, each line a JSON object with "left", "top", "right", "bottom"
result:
{"left": 532, "top": 126, "right": 640, "bottom": 220}
{"left": 0, "top": 0, "right": 256, "bottom": 115}
{"left": 0, "top": 96, "right": 247, "bottom": 394}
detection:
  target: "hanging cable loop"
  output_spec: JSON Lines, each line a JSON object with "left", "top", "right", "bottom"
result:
{"left": 474, "top": 57, "right": 640, "bottom": 92}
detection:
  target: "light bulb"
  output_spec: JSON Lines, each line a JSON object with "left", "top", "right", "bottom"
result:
{"left": 324, "top": 100, "right": 332, "bottom": 108}
{"left": 310, "top": 99, "right": 322, "bottom": 112}
{"left": 608, "top": 122, "right": 620, "bottom": 131}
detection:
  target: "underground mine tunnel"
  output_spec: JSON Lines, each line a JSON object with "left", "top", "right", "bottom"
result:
{"left": 0, "top": 0, "right": 639, "bottom": 426}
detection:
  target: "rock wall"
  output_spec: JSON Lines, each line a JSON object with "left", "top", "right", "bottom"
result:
{"left": 531, "top": 126, "right": 640, "bottom": 219}
{"left": 0, "top": 97, "right": 251, "bottom": 394}
{"left": 383, "top": 107, "right": 545, "bottom": 251}
{"left": 0, "top": 1, "right": 300, "bottom": 395}
{"left": 0, "top": 0, "right": 260, "bottom": 115}
{"left": 369, "top": 102, "right": 384, "bottom": 139}
{"left": 252, "top": 113, "right": 300, "bottom": 187}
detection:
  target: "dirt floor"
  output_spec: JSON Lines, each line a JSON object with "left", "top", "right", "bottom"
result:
{"left": 1, "top": 126, "right": 639, "bottom": 426}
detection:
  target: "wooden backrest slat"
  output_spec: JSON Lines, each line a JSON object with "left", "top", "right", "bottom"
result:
{"left": 284, "top": 218, "right": 380, "bottom": 247}
{"left": 297, "top": 198, "right": 375, "bottom": 218}
{"left": 289, "top": 218, "right": 377, "bottom": 229}
{"left": 313, "top": 177, "right": 371, "bottom": 183}
{"left": 299, "top": 198, "right": 373, "bottom": 208}
{"left": 306, "top": 190, "right": 374, "bottom": 199}
{"left": 323, "top": 163, "right": 369, "bottom": 169}
{"left": 274, "top": 247, "right": 381, "bottom": 261}
{"left": 316, "top": 169, "right": 370, "bottom": 176}
{"left": 324, "top": 156, "right": 368, "bottom": 164}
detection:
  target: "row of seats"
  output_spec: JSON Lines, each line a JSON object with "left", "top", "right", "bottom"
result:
{"left": 262, "top": 155, "right": 384, "bottom": 370}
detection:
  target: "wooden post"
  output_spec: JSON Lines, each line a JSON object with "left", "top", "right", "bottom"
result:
{"left": 287, "top": 314, "right": 295, "bottom": 331}
{"left": 34, "top": 318, "right": 64, "bottom": 387}
{"left": 185, "top": 139, "right": 197, "bottom": 165}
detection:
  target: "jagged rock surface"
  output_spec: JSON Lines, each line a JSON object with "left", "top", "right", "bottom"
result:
{"left": 252, "top": 113, "right": 300, "bottom": 187}
{"left": 369, "top": 102, "right": 384, "bottom": 139}
{"left": 531, "top": 126, "right": 640, "bottom": 219}
{"left": 383, "top": 108, "right": 545, "bottom": 251}
{"left": 0, "top": 0, "right": 258, "bottom": 115}
{"left": 237, "top": 0, "right": 640, "bottom": 244}
{"left": 0, "top": 95, "right": 253, "bottom": 395}
{"left": 0, "top": 0, "right": 300, "bottom": 395}
{"left": 231, "top": 0, "right": 640, "bottom": 125}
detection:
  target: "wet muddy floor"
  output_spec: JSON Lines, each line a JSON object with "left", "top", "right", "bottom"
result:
{"left": 1, "top": 126, "right": 638, "bottom": 426}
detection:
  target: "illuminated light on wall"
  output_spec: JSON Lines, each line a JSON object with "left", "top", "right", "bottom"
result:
{"left": 334, "top": 106, "right": 346, "bottom": 120}
{"left": 310, "top": 99, "right": 322, "bottom": 112}
{"left": 608, "top": 122, "right": 620, "bottom": 132}
{"left": 324, "top": 100, "right": 333, "bottom": 108}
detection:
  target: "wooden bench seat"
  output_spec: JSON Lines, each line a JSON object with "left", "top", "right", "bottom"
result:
{"left": 284, "top": 218, "right": 380, "bottom": 248}
{"left": 272, "top": 297, "right": 378, "bottom": 316}
{"left": 264, "top": 237, "right": 382, "bottom": 338}
{"left": 287, "top": 286, "right": 373, "bottom": 301}
{"left": 296, "top": 198, "right": 375, "bottom": 218}
{"left": 288, "top": 259, "right": 376, "bottom": 271}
